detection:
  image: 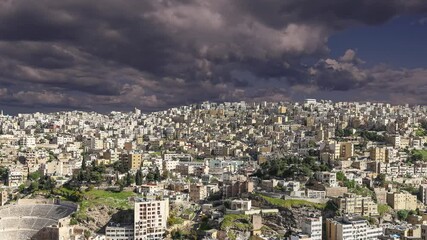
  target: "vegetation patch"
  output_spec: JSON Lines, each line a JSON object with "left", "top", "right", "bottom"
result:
{"left": 378, "top": 204, "right": 391, "bottom": 217}
{"left": 76, "top": 189, "right": 135, "bottom": 221}
{"left": 412, "top": 150, "right": 427, "bottom": 161}
{"left": 220, "top": 214, "right": 252, "bottom": 231}
{"left": 253, "top": 156, "right": 330, "bottom": 179}
{"left": 167, "top": 215, "right": 185, "bottom": 226}
{"left": 256, "top": 194, "right": 325, "bottom": 210}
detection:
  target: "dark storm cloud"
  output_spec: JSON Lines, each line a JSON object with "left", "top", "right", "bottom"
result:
{"left": 0, "top": 0, "right": 426, "bottom": 111}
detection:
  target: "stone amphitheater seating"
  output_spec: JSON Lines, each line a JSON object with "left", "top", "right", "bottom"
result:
{"left": 0, "top": 203, "right": 76, "bottom": 240}
{"left": 1, "top": 230, "right": 38, "bottom": 240}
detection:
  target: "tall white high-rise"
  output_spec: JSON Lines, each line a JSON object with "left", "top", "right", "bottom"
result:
{"left": 134, "top": 198, "right": 169, "bottom": 240}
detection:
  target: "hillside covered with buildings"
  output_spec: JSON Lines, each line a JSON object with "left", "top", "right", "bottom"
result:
{"left": 1, "top": 99, "right": 427, "bottom": 239}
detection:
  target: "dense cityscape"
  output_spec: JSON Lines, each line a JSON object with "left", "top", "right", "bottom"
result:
{"left": 0, "top": 99, "right": 426, "bottom": 239}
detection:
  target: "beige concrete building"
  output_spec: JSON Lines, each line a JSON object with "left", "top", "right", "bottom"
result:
{"left": 340, "top": 142, "right": 354, "bottom": 160}
{"left": 260, "top": 179, "right": 278, "bottom": 192}
{"left": 277, "top": 106, "right": 287, "bottom": 114}
{"left": 387, "top": 192, "right": 417, "bottom": 210}
{"left": 222, "top": 174, "right": 254, "bottom": 198}
{"left": 333, "top": 193, "right": 378, "bottom": 217}
{"left": 370, "top": 147, "right": 387, "bottom": 162}
{"left": 189, "top": 183, "right": 207, "bottom": 202}
{"left": 120, "top": 153, "right": 142, "bottom": 170}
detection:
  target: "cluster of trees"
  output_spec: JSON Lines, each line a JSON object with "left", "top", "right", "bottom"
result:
{"left": 75, "top": 159, "right": 106, "bottom": 184}
{"left": 335, "top": 128, "right": 354, "bottom": 137}
{"left": 410, "top": 150, "right": 427, "bottom": 162}
{"left": 396, "top": 209, "right": 417, "bottom": 221}
{"left": 337, "top": 171, "right": 376, "bottom": 199}
{"left": 374, "top": 173, "right": 387, "bottom": 187}
{"left": 334, "top": 128, "right": 388, "bottom": 142}
{"left": 52, "top": 187, "right": 84, "bottom": 202}
{"left": 70, "top": 155, "right": 168, "bottom": 191}
{"left": 170, "top": 229, "right": 197, "bottom": 240}
{"left": 337, "top": 171, "right": 357, "bottom": 188}
{"left": 366, "top": 125, "right": 387, "bottom": 132}
{"left": 360, "top": 131, "right": 386, "bottom": 142}
{"left": 116, "top": 173, "right": 135, "bottom": 190}
{"left": 115, "top": 167, "right": 163, "bottom": 190}
{"left": 253, "top": 156, "right": 331, "bottom": 179}
{"left": 134, "top": 167, "right": 162, "bottom": 185}
{"left": 20, "top": 171, "right": 56, "bottom": 193}
{"left": 112, "top": 160, "right": 130, "bottom": 174}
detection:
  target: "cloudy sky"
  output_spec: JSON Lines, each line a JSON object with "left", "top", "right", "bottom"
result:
{"left": 0, "top": 0, "right": 427, "bottom": 113}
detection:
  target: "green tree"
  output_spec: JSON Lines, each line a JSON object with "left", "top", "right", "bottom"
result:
{"left": 84, "top": 229, "right": 91, "bottom": 239}
{"left": 28, "top": 171, "right": 41, "bottom": 181}
{"left": 135, "top": 170, "right": 143, "bottom": 185}
{"left": 18, "top": 184, "right": 26, "bottom": 193}
{"left": 397, "top": 210, "right": 409, "bottom": 220}
{"left": 82, "top": 158, "right": 87, "bottom": 170}
{"left": 40, "top": 176, "right": 56, "bottom": 191}
{"left": 29, "top": 181, "right": 39, "bottom": 192}
{"left": 375, "top": 173, "right": 386, "bottom": 187}
{"left": 344, "top": 179, "right": 356, "bottom": 189}
{"left": 336, "top": 171, "right": 346, "bottom": 181}
{"left": 113, "top": 161, "right": 130, "bottom": 174}
{"left": 146, "top": 172, "right": 154, "bottom": 182}
{"left": 0, "top": 166, "right": 8, "bottom": 184}
{"left": 153, "top": 167, "right": 161, "bottom": 181}
{"left": 378, "top": 204, "right": 391, "bottom": 217}
{"left": 411, "top": 151, "right": 424, "bottom": 162}
{"left": 125, "top": 173, "right": 134, "bottom": 186}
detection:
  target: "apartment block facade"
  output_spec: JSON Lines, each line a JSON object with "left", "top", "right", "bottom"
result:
{"left": 134, "top": 198, "right": 169, "bottom": 240}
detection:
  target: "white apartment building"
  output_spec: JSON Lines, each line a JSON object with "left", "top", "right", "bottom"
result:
{"left": 86, "top": 138, "right": 103, "bottom": 150}
{"left": 163, "top": 153, "right": 192, "bottom": 162}
{"left": 52, "top": 136, "right": 74, "bottom": 145}
{"left": 327, "top": 216, "right": 382, "bottom": 240}
{"left": 301, "top": 216, "right": 322, "bottom": 240}
{"left": 106, "top": 224, "right": 134, "bottom": 240}
{"left": 162, "top": 160, "right": 179, "bottom": 171}
{"left": 314, "top": 171, "right": 337, "bottom": 187}
{"left": 7, "top": 171, "right": 24, "bottom": 187}
{"left": 20, "top": 136, "right": 36, "bottom": 148}
{"left": 134, "top": 198, "right": 169, "bottom": 240}
{"left": 230, "top": 199, "right": 252, "bottom": 211}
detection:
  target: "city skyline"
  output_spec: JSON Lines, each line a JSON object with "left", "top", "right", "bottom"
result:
{"left": 0, "top": 1, "right": 427, "bottom": 114}
{"left": 0, "top": 98, "right": 425, "bottom": 116}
